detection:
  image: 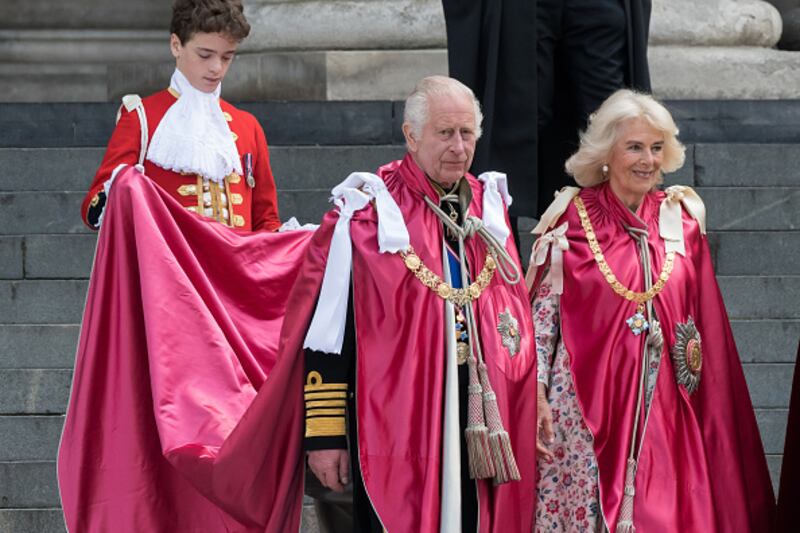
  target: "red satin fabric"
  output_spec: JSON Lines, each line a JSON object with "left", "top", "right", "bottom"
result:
{"left": 346, "top": 155, "right": 538, "bottom": 532}
{"left": 550, "top": 183, "right": 774, "bottom": 531}
{"left": 58, "top": 167, "right": 310, "bottom": 532}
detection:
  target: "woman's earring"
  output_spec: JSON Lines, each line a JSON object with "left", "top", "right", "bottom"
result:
{"left": 602, "top": 164, "right": 609, "bottom": 180}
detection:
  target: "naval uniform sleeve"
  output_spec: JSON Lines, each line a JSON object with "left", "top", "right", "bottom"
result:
{"left": 82, "top": 106, "right": 141, "bottom": 229}
{"left": 304, "top": 292, "right": 356, "bottom": 451}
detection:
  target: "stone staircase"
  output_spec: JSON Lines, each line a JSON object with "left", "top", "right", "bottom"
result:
{"left": 0, "top": 101, "right": 797, "bottom": 532}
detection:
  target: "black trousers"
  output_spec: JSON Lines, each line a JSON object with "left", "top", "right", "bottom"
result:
{"left": 537, "top": 0, "right": 628, "bottom": 210}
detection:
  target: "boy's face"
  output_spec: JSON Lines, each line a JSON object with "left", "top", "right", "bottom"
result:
{"left": 170, "top": 32, "right": 238, "bottom": 93}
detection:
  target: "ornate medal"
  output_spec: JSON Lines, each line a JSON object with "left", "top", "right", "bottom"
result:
{"left": 455, "top": 310, "right": 470, "bottom": 365}
{"left": 626, "top": 304, "right": 650, "bottom": 336}
{"left": 497, "top": 308, "right": 520, "bottom": 357}
{"left": 671, "top": 316, "right": 702, "bottom": 394}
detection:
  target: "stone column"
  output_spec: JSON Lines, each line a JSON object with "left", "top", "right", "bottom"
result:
{"left": 224, "top": 0, "right": 448, "bottom": 100}
{"left": 649, "top": 0, "right": 800, "bottom": 98}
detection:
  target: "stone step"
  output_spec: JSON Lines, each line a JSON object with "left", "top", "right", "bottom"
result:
{"left": 0, "top": 509, "right": 66, "bottom": 533}
{"left": 0, "top": 506, "right": 319, "bottom": 533}
{"left": 718, "top": 276, "right": 800, "bottom": 320}
{"left": 0, "top": 325, "right": 79, "bottom": 369}
{"left": 5, "top": 144, "right": 800, "bottom": 194}
{"left": 0, "top": 461, "right": 58, "bottom": 508}
{"left": 732, "top": 320, "right": 800, "bottom": 364}
{"left": 0, "top": 359, "right": 788, "bottom": 418}
{"left": 1, "top": 320, "right": 793, "bottom": 372}
{"left": 696, "top": 187, "right": 800, "bottom": 231}
{"left": 0, "top": 417, "right": 63, "bottom": 461}
{"left": 4, "top": 100, "right": 800, "bottom": 148}
{"left": 695, "top": 143, "right": 800, "bottom": 187}
{"left": 0, "top": 281, "right": 88, "bottom": 324}
{"left": 2, "top": 187, "right": 799, "bottom": 235}
{"left": 0, "top": 371, "right": 72, "bottom": 414}
{"left": 0, "top": 277, "right": 796, "bottom": 327}
{"left": 709, "top": 231, "right": 800, "bottom": 275}
{"left": 743, "top": 364, "right": 796, "bottom": 409}
{"left": 0, "top": 145, "right": 407, "bottom": 193}
{"left": 4, "top": 230, "right": 798, "bottom": 282}
{"left": 0, "top": 102, "right": 402, "bottom": 148}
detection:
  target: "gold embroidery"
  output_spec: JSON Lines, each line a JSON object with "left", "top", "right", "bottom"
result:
{"left": 230, "top": 132, "right": 239, "bottom": 142}
{"left": 230, "top": 193, "right": 243, "bottom": 205}
{"left": 223, "top": 111, "right": 233, "bottom": 122}
{"left": 401, "top": 246, "right": 496, "bottom": 307}
{"left": 305, "top": 417, "right": 346, "bottom": 438}
{"left": 304, "top": 383, "right": 348, "bottom": 393}
{"left": 177, "top": 184, "right": 197, "bottom": 196}
{"left": 304, "top": 371, "right": 348, "bottom": 392}
{"left": 574, "top": 196, "right": 675, "bottom": 306}
{"left": 304, "top": 391, "right": 348, "bottom": 401}
{"left": 307, "top": 408, "right": 346, "bottom": 417}
{"left": 90, "top": 194, "right": 100, "bottom": 207}
{"left": 227, "top": 173, "right": 241, "bottom": 184}
{"left": 186, "top": 206, "right": 201, "bottom": 214}
{"left": 232, "top": 215, "right": 245, "bottom": 227}
{"left": 196, "top": 176, "right": 204, "bottom": 212}
{"left": 167, "top": 87, "right": 180, "bottom": 99}
{"left": 306, "top": 400, "right": 346, "bottom": 409}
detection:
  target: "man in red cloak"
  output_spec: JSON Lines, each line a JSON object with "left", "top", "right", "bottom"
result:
{"left": 298, "top": 76, "right": 538, "bottom": 532}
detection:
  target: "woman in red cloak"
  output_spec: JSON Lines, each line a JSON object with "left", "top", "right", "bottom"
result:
{"left": 527, "top": 90, "right": 775, "bottom": 532}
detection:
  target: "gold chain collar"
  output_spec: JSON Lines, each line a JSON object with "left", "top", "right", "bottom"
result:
{"left": 401, "top": 246, "right": 496, "bottom": 306}
{"left": 574, "top": 196, "right": 675, "bottom": 306}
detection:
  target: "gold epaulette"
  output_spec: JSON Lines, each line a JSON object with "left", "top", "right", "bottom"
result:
{"left": 304, "top": 371, "right": 347, "bottom": 438}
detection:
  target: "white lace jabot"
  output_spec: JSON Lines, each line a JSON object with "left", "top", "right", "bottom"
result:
{"left": 146, "top": 68, "right": 243, "bottom": 183}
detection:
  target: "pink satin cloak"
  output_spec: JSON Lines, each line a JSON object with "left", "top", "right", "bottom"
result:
{"left": 341, "top": 155, "right": 539, "bottom": 532}
{"left": 545, "top": 184, "right": 775, "bottom": 531}
{"left": 58, "top": 167, "right": 313, "bottom": 532}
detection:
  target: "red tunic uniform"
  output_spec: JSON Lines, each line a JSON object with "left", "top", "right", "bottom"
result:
{"left": 82, "top": 89, "right": 280, "bottom": 232}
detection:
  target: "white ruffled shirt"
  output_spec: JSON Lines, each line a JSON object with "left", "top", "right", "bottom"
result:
{"left": 146, "top": 68, "right": 243, "bottom": 183}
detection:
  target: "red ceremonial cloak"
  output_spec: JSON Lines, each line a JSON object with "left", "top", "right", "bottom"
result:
{"left": 58, "top": 167, "right": 310, "bottom": 532}
{"left": 532, "top": 183, "right": 774, "bottom": 531}
{"left": 286, "top": 154, "right": 538, "bottom": 532}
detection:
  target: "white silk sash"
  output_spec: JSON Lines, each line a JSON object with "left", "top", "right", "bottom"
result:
{"left": 659, "top": 185, "right": 707, "bottom": 256}
{"left": 477, "top": 171, "right": 513, "bottom": 245}
{"left": 525, "top": 222, "right": 569, "bottom": 292}
{"left": 303, "top": 172, "right": 409, "bottom": 354}
{"left": 532, "top": 186, "right": 581, "bottom": 235}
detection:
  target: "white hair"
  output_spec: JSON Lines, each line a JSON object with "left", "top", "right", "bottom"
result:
{"left": 403, "top": 75, "right": 483, "bottom": 142}
{"left": 565, "top": 89, "right": 686, "bottom": 187}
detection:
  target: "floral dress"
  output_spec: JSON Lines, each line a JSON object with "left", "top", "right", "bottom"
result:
{"left": 533, "top": 279, "right": 605, "bottom": 532}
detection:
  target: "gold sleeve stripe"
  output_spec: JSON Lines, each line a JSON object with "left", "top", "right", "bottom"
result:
{"left": 306, "top": 417, "right": 346, "bottom": 438}
{"left": 304, "top": 383, "right": 348, "bottom": 393}
{"left": 307, "top": 408, "right": 345, "bottom": 417}
{"left": 306, "top": 400, "right": 346, "bottom": 409}
{"left": 304, "top": 391, "right": 347, "bottom": 401}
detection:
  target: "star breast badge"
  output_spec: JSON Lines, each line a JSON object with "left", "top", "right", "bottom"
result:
{"left": 497, "top": 308, "right": 521, "bottom": 357}
{"left": 671, "top": 316, "right": 703, "bottom": 394}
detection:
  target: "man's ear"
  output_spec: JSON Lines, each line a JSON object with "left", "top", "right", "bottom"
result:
{"left": 170, "top": 34, "right": 182, "bottom": 60}
{"left": 402, "top": 123, "right": 418, "bottom": 152}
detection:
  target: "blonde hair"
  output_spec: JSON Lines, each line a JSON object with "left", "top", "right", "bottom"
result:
{"left": 565, "top": 89, "right": 686, "bottom": 187}
{"left": 404, "top": 75, "right": 483, "bottom": 142}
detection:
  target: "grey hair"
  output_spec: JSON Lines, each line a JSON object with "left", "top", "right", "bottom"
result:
{"left": 403, "top": 75, "right": 483, "bottom": 142}
{"left": 565, "top": 89, "right": 686, "bottom": 187}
